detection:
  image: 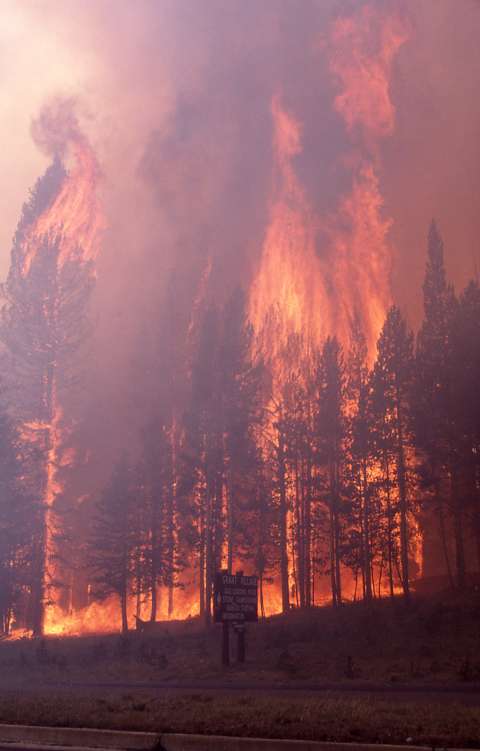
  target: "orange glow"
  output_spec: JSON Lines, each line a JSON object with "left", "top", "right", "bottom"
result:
{"left": 329, "top": 5, "right": 409, "bottom": 140}
{"left": 44, "top": 590, "right": 201, "bottom": 637}
{"left": 324, "top": 163, "right": 393, "bottom": 359}
{"left": 16, "top": 135, "right": 104, "bottom": 635}
{"left": 249, "top": 95, "right": 331, "bottom": 365}
{"left": 247, "top": 5, "right": 411, "bottom": 614}
{"left": 22, "top": 139, "right": 103, "bottom": 277}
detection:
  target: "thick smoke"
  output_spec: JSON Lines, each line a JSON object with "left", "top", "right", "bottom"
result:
{"left": 30, "top": 97, "right": 83, "bottom": 159}
{"left": 3, "top": 0, "right": 480, "bottom": 475}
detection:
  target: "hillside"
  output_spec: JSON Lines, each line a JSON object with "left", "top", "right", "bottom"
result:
{"left": 2, "top": 590, "right": 480, "bottom": 687}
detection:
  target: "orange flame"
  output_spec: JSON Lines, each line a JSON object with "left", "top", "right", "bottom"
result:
{"left": 248, "top": 96, "right": 331, "bottom": 364}
{"left": 247, "top": 5, "right": 410, "bottom": 613}
{"left": 329, "top": 5, "right": 409, "bottom": 141}
{"left": 22, "top": 139, "right": 103, "bottom": 277}
{"left": 17, "top": 136, "right": 104, "bottom": 635}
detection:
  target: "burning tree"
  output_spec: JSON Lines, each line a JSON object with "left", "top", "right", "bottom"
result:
{"left": 0, "top": 108, "right": 102, "bottom": 635}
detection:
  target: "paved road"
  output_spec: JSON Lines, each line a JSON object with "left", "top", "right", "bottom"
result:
{"left": 1, "top": 679, "right": 479, "bottom": 705}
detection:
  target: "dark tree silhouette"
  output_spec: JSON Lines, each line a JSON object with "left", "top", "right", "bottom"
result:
{"left": 88, "top": 456, "right": 135, "bottom": 634}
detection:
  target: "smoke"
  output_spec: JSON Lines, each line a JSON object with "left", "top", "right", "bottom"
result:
{"left": 30, "top": 97, "right": 84, "bottom": 159}
{"left": 1, "top": 0, "right": 480, "bottom": 472}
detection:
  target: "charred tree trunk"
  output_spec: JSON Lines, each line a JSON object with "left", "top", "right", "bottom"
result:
{"left": 199, "top": 488, "right": 206, "bottom": 617}
{"left": 384, "top": 453, "right": 395, "bottom": 600}
{"left": 362, "top": 460, "right": 373, "bottom": 602}
{"left": 395, "top": 394, "right": 410, "bottom": 603}
{"left": 277, "top": 430, "right": 290, "bottom": 614}
{"left": 120, "top": 588, "right": 128, "bottom": 634}
{"left": 294, "top": 458, "right": 305, "bottom": 608}
{"left": 334, "top": 504, "right": 342, "bottom": 605}
{"left": 259, "top": 573, "right": 265, "bottom": 619}
{"left": 227, "top": 466, "right": 234, "bottom": 575}
{"left": 204, "top": 487, "right": 214, "bottom": 626}
{"left": 30, "top": 539, "right": 45, "bottom": 637}
{"left": 150, "top": 497, "right": 159, "bottom": 622}
{"left": 304, "top": 459, "right": 312, "bottom": 608}
{"left": 329, "top": 501, "right": 337, "bottom": 606}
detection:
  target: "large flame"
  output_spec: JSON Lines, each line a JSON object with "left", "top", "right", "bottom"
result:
{"left": 248, "top": 5, "right": 407, "bottom": 363}
{"left": 22, "top": 140, "right": 102, "bottom": 277}
{"left": 248, "top": 96, "right": 331, "bottom": 364}
{"left": 17, "top": 136, "right": 104, "bottom": 635}
{"left": 329, "top": 5, "right": 409, "bottom": 140}
{"left": 247, "top": 4, "right": 409, "bottom": 613}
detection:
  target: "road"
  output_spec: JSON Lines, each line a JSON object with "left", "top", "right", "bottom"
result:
{"left": 1, "top": 679, "right": 479, "bottom": 705}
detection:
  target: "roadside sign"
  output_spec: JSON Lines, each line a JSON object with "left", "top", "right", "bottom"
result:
{"left": 214, "top": 571, "right": 258, "bottom": 624}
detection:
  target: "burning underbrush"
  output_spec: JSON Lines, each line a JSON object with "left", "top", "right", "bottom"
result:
{"left": 2, "top": 590, "right": 480, "bottom": 688}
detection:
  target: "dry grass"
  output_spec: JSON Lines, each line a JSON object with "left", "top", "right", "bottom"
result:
{"left": 2, "top": 590, "right": 480, "bottom": 686}
{"left": 0, "top": 691, "right": 479, "bottom": 748}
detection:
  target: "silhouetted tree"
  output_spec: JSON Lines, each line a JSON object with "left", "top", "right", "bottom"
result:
{"left": 315, "top": 337, "right": 347, "bottom": 606}
{"left": 0, "top": 158, "right": 95, "bottom": 634}
{"left": 372, "top": 307, "right": 415, "bottom": 601}
{"left": 88, "top": 456, "right": 135, "bottom": 633}
{"left": 0, "top": 411, "right": 35, "bottom": 634}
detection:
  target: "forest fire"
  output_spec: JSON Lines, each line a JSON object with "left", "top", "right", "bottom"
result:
{"left": 0, "top": 0, "right": 478, "bottom": 644}
{"left": 21, "top": 141, "right": 102, "bottom": 278}
{"left": 3, "top": 111, "right": 105, "bottom": 636}
{"left": 248, "top": 95, "right": 328, "bottom": 364}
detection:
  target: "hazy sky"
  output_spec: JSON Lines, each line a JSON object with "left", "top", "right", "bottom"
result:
{"left": 0, "top": 3, "right": 94, "bottom": 275}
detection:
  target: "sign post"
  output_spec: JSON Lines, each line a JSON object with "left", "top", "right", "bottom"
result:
{"left": 214, "top": 570, "right": 258, "bottom": 666}
{"left": 235, "top": 623, "right": 246, "bottom": 663}
{"left": 222, "top": 621, "right": 230, "bottom": 666}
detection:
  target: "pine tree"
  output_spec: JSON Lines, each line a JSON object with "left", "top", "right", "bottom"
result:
{"left": 415, "top": 221, "right": 460, "bottom": 587}
{"left": 449, "top": 281, "right": 480, "bottom": 575}
{"left": 315, "top": 337, "right": 347, "bottom": 607}
{"left": 0, "top": 411, "right": 35, "bottom": 634}
{"left": 220, "top": 288, "right": 265, "bottom": 572}
{"left": 88, "top": 456, "right": 135, "bottom": 634}
{"left": 0, "top": 158, "right": 95, "bottom": 634}
{"left": 372, "top": 307, "right": 415, "bottom": 601}
{"left": 344, "top": 319, "right": 376, "bottom": 600}
{"left": 140, "top": 416, "right": 182, "bottom": 621}
{"left": 182, "top": 306, "right": 225, "bottom": 623}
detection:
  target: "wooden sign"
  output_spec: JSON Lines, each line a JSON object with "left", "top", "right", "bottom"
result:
{"left": 214, "top": 571, "right": 258, "bottom": 624}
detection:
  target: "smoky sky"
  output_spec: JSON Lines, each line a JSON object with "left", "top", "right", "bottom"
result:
{"left": 2, "top": 0, "right": 480, "bottom": 485}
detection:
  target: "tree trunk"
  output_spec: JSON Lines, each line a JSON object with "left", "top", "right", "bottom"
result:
{"left": 199, "top": 490, "right": 206, "bottom": 617}
{"left": 277, "top": 430, "right": 290, "bottom": 614}
{"left": 436, "top": 486, "right": 454, "bottom": 589}
{"left": 30, "top": 538, "right": 45, "bottom": 637}
{"left": 227, "top": 467, "right": 234, "bottom": 574}
{"left": 205, "top": 490, "right": 214, "bottom": 626}
{"left": 334, "top": 505, "right": 342, "bottom": 605}
{"left": 384, "top": 451, "right": 395, "bottom": 599}
{"left": 259, "top": 573, "right": 265, "bottom": 618}
{"left": 395, "top": 394, "right": 410, "bottom": 602}
{"left": 120, "top": 589, "right": 128, "bottom": 634}
{"left": 362, "top": 460, "right": 373, "bottom": 602}
{"left": 295, "top": 459, "right": 305, "bottom": 608}
{"left": 304, "top": 460, "right": 312, "bottom": 608}
{"left": 150, "top": 516, "right": 158, "bottom": 622}
{"left": 329, "top": 502, "right": 337, "bottom": 607}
